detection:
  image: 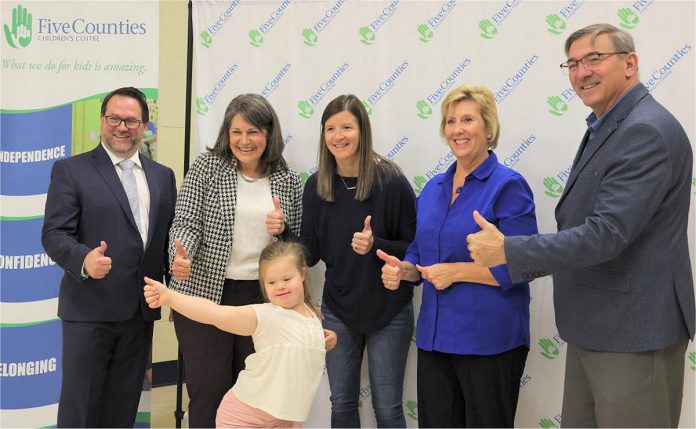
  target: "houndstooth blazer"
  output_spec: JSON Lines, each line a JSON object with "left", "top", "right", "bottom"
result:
{"left": 168, "top": 152, "right": 303, "bottom": 303}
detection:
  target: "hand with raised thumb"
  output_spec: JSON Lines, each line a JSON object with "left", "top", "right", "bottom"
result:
{"left": 266, "top": 195, "right": 286, "bottom": 236}
{"left": 143, "top": 276, "right": 168, "bottom": 308}
{"left": 466, "top": 210, "right": 507, "bottom": 267}
{"left": 351, "top": 215, "right": 374, "bottom": 255}
{"left": 172, "top": 238, "right": 191, "bottom": 280}
{"left": 84, "top": 241, "right": 112, "bottom": 279}
{"left": 376, "top": 249, "right": 403, "bottom": 290}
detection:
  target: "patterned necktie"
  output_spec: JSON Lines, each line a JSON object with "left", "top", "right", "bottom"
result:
{"left": 118, "top": 159, "right": 141, "bottom": 233}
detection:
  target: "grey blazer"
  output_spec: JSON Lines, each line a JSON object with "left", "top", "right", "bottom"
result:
{"left": 168, "top": 152, "right": 303, "bottom": 303}
{"left": 505, "top": 84, "right": 694, "bottom": 352}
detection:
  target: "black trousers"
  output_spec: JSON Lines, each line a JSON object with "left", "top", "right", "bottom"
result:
{"left": 58, "top": 311, "right": 152, "bottom": 428}
{"left": 417, "top": 345, "right": 528, "bottom": 428}
{"left": 173, "top": 279, "right": 263, "bottom": 428}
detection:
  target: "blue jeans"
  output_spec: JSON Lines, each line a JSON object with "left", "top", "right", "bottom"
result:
{"left": 322, "top": 301, "right": 413, "bottom": 428}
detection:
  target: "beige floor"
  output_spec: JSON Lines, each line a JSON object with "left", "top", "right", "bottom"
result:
{"left": 151, "top": 384, "right": 189, "bottom": 428}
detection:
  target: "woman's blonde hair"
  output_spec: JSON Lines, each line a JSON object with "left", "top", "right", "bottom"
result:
{"left": 440, "top": 84, "right": 500, "bottom": 150}
{"left": 258, "top": 242, "right": 321, "bottom": 318}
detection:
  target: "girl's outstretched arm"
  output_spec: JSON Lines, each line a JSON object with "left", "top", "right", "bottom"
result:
{"left": 144, "top": 276, "right": 257, "bottom": 335}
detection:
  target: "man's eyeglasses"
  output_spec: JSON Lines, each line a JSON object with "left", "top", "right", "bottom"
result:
{"left": 104, "top": 115, "right": 143, "bottom": 129}
{"left": 559, "top": 51, "right": 628, "bottom": 73}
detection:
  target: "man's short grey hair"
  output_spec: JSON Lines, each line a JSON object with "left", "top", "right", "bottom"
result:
{"left": 564, "top": 23, "right": 635, "bottom": 56}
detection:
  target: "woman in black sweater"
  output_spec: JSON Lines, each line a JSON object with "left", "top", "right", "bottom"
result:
{"left": 301, "top": 94, "right": 417, "bottom": 427}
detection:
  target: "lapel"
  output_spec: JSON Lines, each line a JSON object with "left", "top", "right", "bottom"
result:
{"left": 217, "top": 156, "right": 238, "bottom": 235}
{"left": 141, "top": 153, "right": 160, "bottom": 248}
{"left": 91, "top": 144, "right": 140, "bottom": 232}
{"left": 558, "top": 84, "right": 649, "bottom": 208}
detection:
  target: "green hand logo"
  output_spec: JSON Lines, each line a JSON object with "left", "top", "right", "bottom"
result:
{"left": 539, "top": 338, "right": 560, "bottom": 359}
{"left": 688, "top": 351, "right": 695, "bottom": 371}
{"left": 302, "top": 28, "right": 318, "bottom": 47}
{"left": 362, "top": 101, "right": 373, "bottom": 116}
{"left": 4, "top": 4, "right": 32, "bottom": 49}
{"left": 406, "top": 400, "right": 418, "bottom": 420}
{"left": 417, "top": 23, "right": 434, "bottom": 43}
{"left": 543, "top": 177, "right": 564, "bottom": 198}
{"left": 539, "top": 418, "right": 559, "bottom": 428}
{"left": 691, "top": 178, "right": 695, "bottom": 194}
{"left": 545, "top": 14, "right": 566, "bottom": 35}
{"left": 249, "top": 28, "right": 264, "bottom": 47}
{"left": 359, "top": 26, "right": 376, "bottom": 45}
{"left": 297, "top": 100, "right": 314, "bottom": 119}
{"left": 413, "top": 176, "right": 427, "bottom": 195}
{"left": 617, "top": 8, "right": 639, "bottom": 29}
{"left": 195, "top": 98, "right": 208, "bottom": 115}
{"left": 479, "top": 19, "right": 497, "bottom": 39}
{"left": 200, "top": 30, "right": 212, "bottom": 48}
{"left": 299, "top": 171, "right": 310, "bottom": 185}
{"left": 416, "top": 100, "right": 433, "bottom": 119}
{"left": 547, "top": 95, "right": 568, "bottom": 116}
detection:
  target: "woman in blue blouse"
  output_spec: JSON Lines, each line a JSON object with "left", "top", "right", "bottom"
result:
{"left": 377, "top": 84, "right": 538, "bottom": 428}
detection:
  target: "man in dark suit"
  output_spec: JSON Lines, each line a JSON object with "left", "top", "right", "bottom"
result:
{"left": 42, "top": 87, "right": 176, "bottom": 427}
{"left": 467, "top": 24, "right": 694, "bottom": 427}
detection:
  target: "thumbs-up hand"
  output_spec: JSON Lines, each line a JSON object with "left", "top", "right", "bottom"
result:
{"left": 84, "top": 241, "right": 112, "bottom": 279}
{"left": 376, "top": 249, "right": 403, "bottom": 290}
{"left": 351, "top": 215, "right": 373, "bottom": 255}
{"left": 172, "top": 238, "right": 191, "bottom": 280}
{"left": 266, "top": 195, "right": 286, "bottom": 236}
{"left": 143, "top": 276, "right": 168, "bottom": 308}
{"left": 466, "top": 210, "right": 507, "bottom": 267}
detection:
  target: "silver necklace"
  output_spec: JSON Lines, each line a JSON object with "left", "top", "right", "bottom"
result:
{"left": 239, "top": 172, "right": 259, "bottom": 183}
{"left": 340, "top": 175, "right": 357, "bottom": 190}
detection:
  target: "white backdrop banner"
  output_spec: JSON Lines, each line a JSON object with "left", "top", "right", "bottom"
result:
{"left": 0, "top": 1, "right": 160, "bottom": 427}
{"left": 192, "top": 1, "right": 695, "bottom": 427}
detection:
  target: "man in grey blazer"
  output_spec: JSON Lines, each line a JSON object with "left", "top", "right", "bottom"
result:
{"left": 467, "top": 24, "right": 694, "bottom": 427}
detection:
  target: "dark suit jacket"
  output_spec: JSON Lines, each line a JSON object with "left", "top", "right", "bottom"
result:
{"left": 42, "top": 144, "right": 176, "bottom": 322}
{"left": 505, "top": 84, "right": 694, "bottom": 352}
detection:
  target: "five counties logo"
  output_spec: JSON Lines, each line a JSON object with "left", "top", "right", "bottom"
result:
{"left": 542, "top": 177, "right": 564, "bottom": 198}
{"left": 196, "top": 97, "right": 208, "bottom": 115}
{"left": 200, "top": 30, "right": 212, "bottom": 48}
{"left": 4, "top": 4, "right": 32, "bottom": 48}
{"left": 617, "top": 1, "right": 654, "bottom": 30}
{"left": 617, "top": 7, "right": 639, "bottom": 29}
{"left": 547, "top": 95, "right": 568, "bottom": 116}
{"left": 545, "top": 14, "right": 566, "bottom": 35}
{"left": 406, "top": 400, "right": 418, "bottom": 420}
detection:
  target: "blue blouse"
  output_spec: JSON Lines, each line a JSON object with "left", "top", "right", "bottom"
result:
{"left": 405, "top": 152, "right": 538, "bottom": 355}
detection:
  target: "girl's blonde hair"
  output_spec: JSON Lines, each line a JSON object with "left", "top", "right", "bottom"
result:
{"left": 258, "top": 242, "right": 321, "bottom": 318}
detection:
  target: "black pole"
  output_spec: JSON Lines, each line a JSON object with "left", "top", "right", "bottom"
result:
{"left": 174, "top": 2, "right": 194, "bottom": 428}
{"left": 183, "top": 0, "right": 193, "bottom": 176}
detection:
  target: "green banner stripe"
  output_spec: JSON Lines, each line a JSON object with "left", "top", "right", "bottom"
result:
{"left": 0, "top": 88, "right": 159, "bottom": 114}
{"left": 0, "top": 318, "right": 60, "bottom": 328}
{"left": 136, "top": 412, "right": 151, "bottom": 424}
{"left": 0, "top": 215, "right": 45, "bottom": 221}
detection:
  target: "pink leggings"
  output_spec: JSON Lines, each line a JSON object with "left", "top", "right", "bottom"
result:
{"left": 216, "top": 390, "right": 301, "bottom": 428}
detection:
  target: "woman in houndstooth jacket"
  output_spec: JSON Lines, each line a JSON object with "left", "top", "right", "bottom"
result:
{"left": 167, "top": 94, "right": 303, "bottom": 428}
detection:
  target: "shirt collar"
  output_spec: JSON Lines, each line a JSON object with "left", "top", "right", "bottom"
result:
{"left": 101, "top": 142, "right": 142, "bottom": 168}
{"left": 586, "top": 83, "right": 640, "bottom": 132}
{"left": 439, "top": 151, "right": 498, "bottom": 184}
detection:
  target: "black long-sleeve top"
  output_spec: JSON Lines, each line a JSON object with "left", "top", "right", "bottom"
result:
{"left": 300, "top": 168, "right": 417, "bottom": 333}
